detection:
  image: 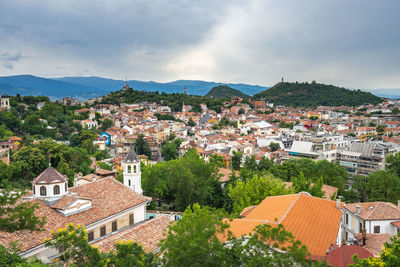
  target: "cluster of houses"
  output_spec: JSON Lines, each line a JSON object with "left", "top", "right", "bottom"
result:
{"left": 3, "top": 90, "right": 400, "bottom": 265}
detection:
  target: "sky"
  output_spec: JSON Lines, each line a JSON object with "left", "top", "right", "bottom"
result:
{"left": 0, "top": 0, "right": 399, "bottom": 89}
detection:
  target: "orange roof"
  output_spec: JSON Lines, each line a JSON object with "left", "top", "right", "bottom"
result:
{"left": 227, "top": 193, "right": 343, "bottom": 257}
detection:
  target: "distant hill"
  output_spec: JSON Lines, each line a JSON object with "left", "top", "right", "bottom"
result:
{"left": 0, "top": 75, "right": 105, "bottom": 100}
{"left": 0, "top": 75, "right": 267, "bottom": 99}
{"left": 205, "top": 85, "right": 250, "bottom": 98}
{"left": 54, "top": 77, "right": 267, "bottom": 96}
{"left": 253, "top": 82, "right": 383, "bottom": 107}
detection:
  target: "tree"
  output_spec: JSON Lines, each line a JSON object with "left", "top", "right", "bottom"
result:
{"left": 159, "top": 204, "right": 230, "bottom": 267}
{"left": 160, "top": 203, "right": 315, "bottom": 266}
{"left": 0, "top": 189, "right": 46, "bottom": 232}
{"left": 135, "top": 134, "right": 151, "bottom": 157}
{"left": 161, "top": 138, "right": 182, "bottom": 161}
{"left": 142, "top": 149, "right": 222, "bottom": 211}
{"left": 269, "top": 142, "right": 281, "bottom": 152}
{"left": 44, "top": 223, "right": 156, "bottom": 266}
{"left": 228, "top": 174, "right": 293, "bottom": 214}
{"left": 101, "top": 118, "right": 113, "bottom": 131}
{"left": 376, "top": 124, "right": 386, "bottom": 134}
{"left": 231, "top": 151, "right": 242, "bottom": 170}
{"left": 292, "top": 172, "right": 324, "bottom": 198}
{"left": 386, "top": 152, "right": 400, "bottom": 177}
{"left": 187, "top": 118, "right": 196, "bottom": 127}
{"left": 238, "top": 108, "right": 245, "bottom": 115}
{"left": 367, "top": 170, "right": 400, "bottom": 204}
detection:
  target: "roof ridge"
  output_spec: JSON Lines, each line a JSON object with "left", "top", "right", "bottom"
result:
{"left": 278, "top": 193, "right": 302, "bottom": 224}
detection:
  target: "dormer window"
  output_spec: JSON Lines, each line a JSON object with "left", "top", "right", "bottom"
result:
{"left": 40, "top": 186, "right": 47, "bottom": 196}
{"left": 54, "top": 185, "right": 60, "bottom": 195}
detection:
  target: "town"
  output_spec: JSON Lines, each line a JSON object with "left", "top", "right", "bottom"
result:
{"left": 2, "top": 80, "right": 400, "bottom": 266}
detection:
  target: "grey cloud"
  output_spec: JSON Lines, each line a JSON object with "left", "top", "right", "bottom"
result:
{"left": 0, "top": 0, "right": 399, "bottom": 89}
{"left": 3, "top": 62, "right": 13, "bottom": 69}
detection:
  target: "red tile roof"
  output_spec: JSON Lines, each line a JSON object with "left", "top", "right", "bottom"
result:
{"left": 346, "top": 202, "right": 400, "bottom": 220}
{"left": 326, "top": 245, "right": 372, "bottom": 267}
{"left": 228, "top": 193, "right": 343, "bottom": 257}
{"left": 32, "top": 167, "right": 68, "bottom": 184}
{"left": 93, "top": 216, "right": 172, "bottom": 253}
{"left": 0, "top": 178, "right": 149, "bottom": 252}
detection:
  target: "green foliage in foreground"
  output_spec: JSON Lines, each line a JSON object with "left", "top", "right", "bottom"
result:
{"left": 0, "top": 189, "right": 45, "bottom": 233}
{"left": 160, "top": 204, "right": 320, "bottom": 267}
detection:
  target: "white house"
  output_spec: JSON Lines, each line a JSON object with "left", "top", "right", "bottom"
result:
{"left": 343, "top": 202, "right": 400, "bottom": 241}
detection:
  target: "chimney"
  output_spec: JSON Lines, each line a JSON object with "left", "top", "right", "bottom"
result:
{"left": 361, "top": 228, "right": 367, "bottom": 246}
{"left": 355, "top": 205, "right": 361, "bottom": 215}
{"left": 336, "top": 198, "right": 341, "bottom": 209}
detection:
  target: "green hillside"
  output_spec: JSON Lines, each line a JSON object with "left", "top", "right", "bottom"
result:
{"left": 253, "top": 82, "right": 383, "bottom": 107}
{"left": 205, "top": 85, "right": 249, "bottom": 99}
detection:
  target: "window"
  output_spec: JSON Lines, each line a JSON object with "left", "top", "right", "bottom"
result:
{"left": 374, "top": 226, "right": 380, "bottom": 233}
{"left": 129, "top": 214, "right": 134, "bottom": 226}
{"left": 128, "top": 165, "right": 131, "bottom": 173}
{"left": 359, "top": 222, "right": 363, "bottom": 233}
{"left": 128, "top": 180, "right": 131, "bottom": 186}
{"left": 134, "top": 165, "right": 137, "bottom": 173}
{"left": 65, "top": 183, "right": 67, "bottom": 192}
{"left": 112, "top": 221, "right": 118, "bottom": 232}
{"left": 100, "top": 226, "right": 106, "bottom": 237}
{"left": 345, "top": 231, "right": 348, "bottom": 240}
{"left": 345, "top": 213, "right": 349, "bottom": 225}
{"left": 88, "top": 231, "right": 94, "bottom": 241}
{"left": 53, "top": 185, "right": 60, "bottom": 195}
{"left": 33, "top": 186, "right": 35, "bottom": 195}
{"left": 40, "top": 186, "right": 47, "bottom": 196}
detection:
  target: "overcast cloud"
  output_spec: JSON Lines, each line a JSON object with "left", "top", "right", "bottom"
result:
{"left": 0, "top": 0, "right": 399, "bottom": 89}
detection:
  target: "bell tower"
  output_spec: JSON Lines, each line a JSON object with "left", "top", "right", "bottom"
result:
{"left": 122, "top": 147, "right": 142, "bottom": 194}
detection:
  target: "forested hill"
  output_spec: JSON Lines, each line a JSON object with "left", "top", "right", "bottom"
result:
{"left": 253, "top": 82, "right": 383, "bottom": 107}
{"left": 205, "top": 85, "right": 249, "bottom": 98}
{"left": 100, "top": 88, "right": 225, "bottom": 113}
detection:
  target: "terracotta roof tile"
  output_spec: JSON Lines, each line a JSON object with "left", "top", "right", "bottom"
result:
{"left": 0, "top": 178, "right": 149, "bottom": 252}
{"left": 354, "top": 233, "right": 392, "bottom": 256}
{"left": 346, "top": 202, "right": 400, "bottom": 220}
{"left": 93, "top": 216, "right": 172, "bottom": 253}
{"left": 326, "top": 245, "right": 372, "bottom": 267}
{"left": 32, "top": 167, "right": 68, "bottom": 184}
{"left": 227, "top": 193, "right": 343, "bottom": 257}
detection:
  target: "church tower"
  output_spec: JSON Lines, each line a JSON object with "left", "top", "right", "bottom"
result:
{"left": 122, "top": 147, "right": 142, "bottom": 194}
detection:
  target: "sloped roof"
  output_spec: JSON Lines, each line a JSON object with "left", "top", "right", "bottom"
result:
{"left": 93, "top": 216, "right": 171, "bottom": 253}
{"left": 32, "top": 167, "right": 68, "bottom": 184}
{"left": 0, "top": 178, "right": 149, "bottom": 252}
{"left": 326, "top": 245, "right": 372, "bottom": 267}
{"left": 346, "top": 202, "right": 400, "bottom": 220}
{"left": 227, "top": 193, "right": 343, "bottom": 257}
{"left": 123, "top": 147, "right": 139, "bottom": 163}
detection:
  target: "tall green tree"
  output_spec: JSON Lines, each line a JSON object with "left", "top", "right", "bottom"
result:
{"left": 231, "top": 151, "right": 242, "bottom": 170}
{"left": 135, "top": 134, "right": 151, "bottom": 157}
{"left": 228, "top": 174, "right": 293, "bottom": 214}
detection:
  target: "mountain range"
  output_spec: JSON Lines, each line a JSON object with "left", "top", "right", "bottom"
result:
{"left": 0, "top": 75, "right": 399, "bottom": 100}
{"left": 0, "top": 75, "right": 268, "bottom": 100}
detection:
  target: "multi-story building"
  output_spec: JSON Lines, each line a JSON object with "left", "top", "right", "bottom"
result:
{"left": 337, "top": 142, "right": 396, "bottom": 176}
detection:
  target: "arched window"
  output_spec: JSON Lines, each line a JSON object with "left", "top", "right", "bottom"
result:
{"left": 128, "top": 180, "right": 131, "bottom": 186}
{"left": 65, "top": 183, "right": 67, "bottom": 192}
{"left": 53, "top": 185, "right": 60, "bottom": 195}
{"left": 33, "top": 186, "right": 35, "bottom": 195}
{"left": 134, "top": 165, "right": 137, "bottom": 173}
{"left": 128, "top": 165, "right": 131, "bottom": 173}
{"left": 40, "top": 186, "right": 47, "bottom": 196}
